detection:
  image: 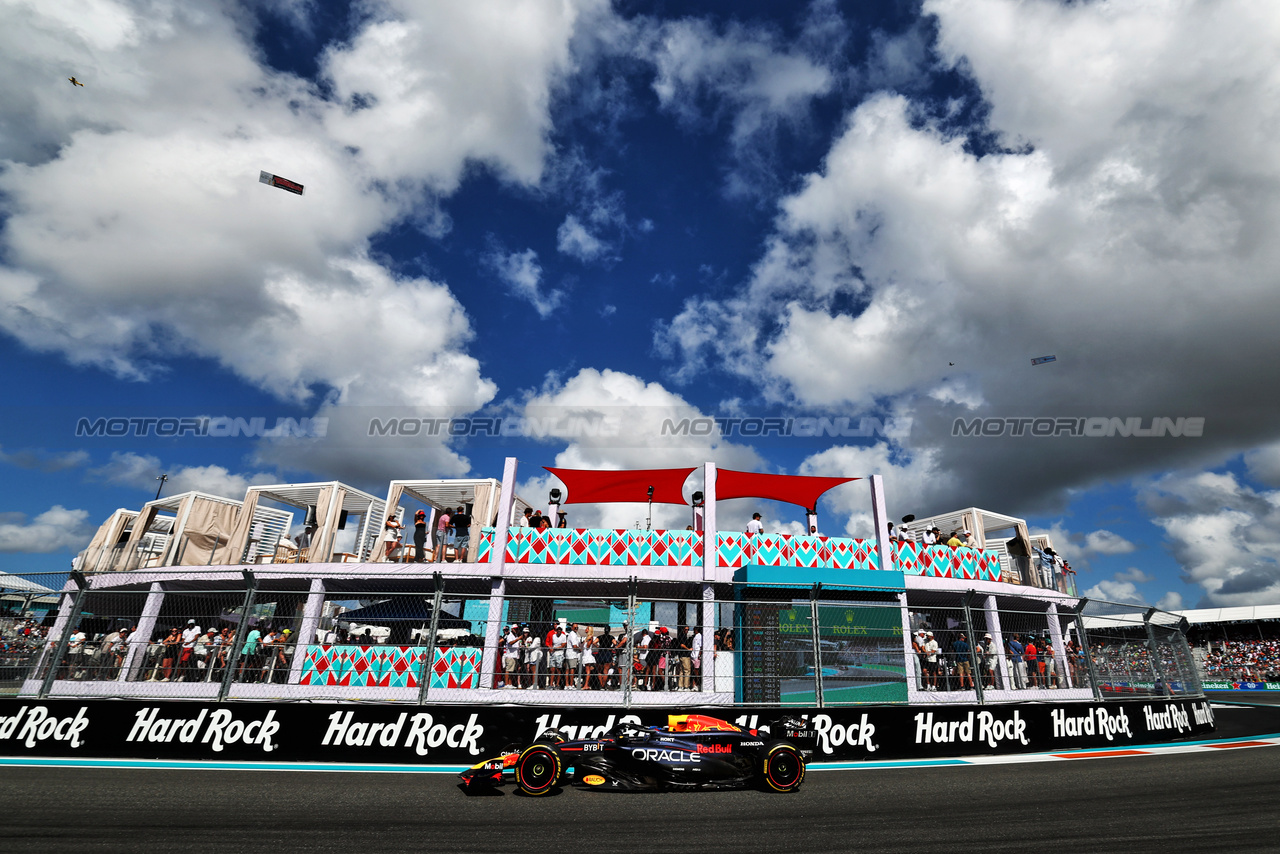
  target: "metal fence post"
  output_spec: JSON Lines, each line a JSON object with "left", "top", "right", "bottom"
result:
{"left": 1176, "top": 616, "right": 1204, "bottom": 695}
{"left": 1142, "top": 607, "right": 1166, "bottom": 695}
{"left": 962, "top": 590, "right": 984, "bottom": 704}
{"left": 809, "top": 584, "right": 824, "bottom": 708}
{"left": 1073, "top": 599, "right": 1104, "bottom": 701}
{"left": 622, "top": 576, "right": 636, "bottom": 709}
{"left": 418, "top": 572, "right": 444, "bottom": 705}
{"left": 219, "top": 571, "right": 257, "bottom": 701}
{"left": 38, "top": 572, "right": 89, "bottom": 698}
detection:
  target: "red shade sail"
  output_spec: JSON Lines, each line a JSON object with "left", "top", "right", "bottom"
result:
{"left": 544, "top": 467, "right": 697, "bottom": 506}
{"left": 715, "top": 469, "right": 859, "bottom": 509}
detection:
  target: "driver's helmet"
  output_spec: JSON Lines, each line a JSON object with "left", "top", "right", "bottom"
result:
{"left": 612, "top": 721, "right": 650, "bottom": 742}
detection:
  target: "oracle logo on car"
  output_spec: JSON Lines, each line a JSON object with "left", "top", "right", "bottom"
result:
{"left": 633, "top": 747, "right": 700, "bottom": 763}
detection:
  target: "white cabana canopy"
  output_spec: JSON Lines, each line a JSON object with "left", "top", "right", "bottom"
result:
{"left": 375, "top": 478, "right": 531, "bottom": 563}
{"left": 78, "top": 508, "right": 138, "bottom": 572}
{"left": 905, "top": 506, "right": 1034, "bottom": 554}
{"left": 228, "top": 482, "right": 385, "bottom": 563}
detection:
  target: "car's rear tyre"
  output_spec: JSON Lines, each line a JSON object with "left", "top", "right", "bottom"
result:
{"left": 515, "top": 744, "right": 563, "bottom": 796}
{"left": 759, "top": 741, "right": 805, "bottom": 793}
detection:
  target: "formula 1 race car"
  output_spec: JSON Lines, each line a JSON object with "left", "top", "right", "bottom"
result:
{"left": 459, "top": 714, "right": 816, "bottom": 795}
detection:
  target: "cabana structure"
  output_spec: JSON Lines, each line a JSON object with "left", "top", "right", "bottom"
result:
{"left": 76, "top": 494, "right": 294, "bottom": 571}
{"left": 150, "top": 491, "right": 292, "bottom": 567}
{"left": 226, "top": 482, "right": 385, "bottom": 565}
{"left": 376, "top": 478, "right": 531, "bottom": 563}
{"left": 77, "top": 509, "right": 139, "bottom": 573}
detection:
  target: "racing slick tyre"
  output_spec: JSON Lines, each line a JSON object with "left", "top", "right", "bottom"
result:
{"left": 515, "top": 743, "right": 564, "bottom": 796}
{"left": 758, "top": 741, "right": 806, "bottom": 793}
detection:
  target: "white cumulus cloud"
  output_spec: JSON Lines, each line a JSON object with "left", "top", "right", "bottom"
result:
{"left": 0, "top": 505, "right": 93, "bottom": 554}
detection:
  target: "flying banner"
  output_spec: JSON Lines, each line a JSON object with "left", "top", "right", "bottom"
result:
{"left": 259, "top": 171, "right": 304, "bottom": 196}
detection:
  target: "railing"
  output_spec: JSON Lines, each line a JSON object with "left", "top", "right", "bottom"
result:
{"left": 474, "top": 527, "right": 1004, "bottom": 580}
{"left": 6, "top": 568, "right": 1199, "bottom": 706}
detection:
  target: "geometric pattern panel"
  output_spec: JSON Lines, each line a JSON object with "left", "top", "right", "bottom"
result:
{"left": 298, "top": 644, "right": 427, "bottom": 688}
{"left": 716, "top": 533, "right": 880, "bottom": 571}
{"left": 894, "top": 543, "right": 999, "bottom": 582}
{"left": 429, "top": 646, "right": 483, "bottom": 690}
{"left": 479, "top": 526, "right": 995, "bottom": 578}
{"left": 481, "top": 527, "right": 708, "bottom": 567}
{"left": 715, "top": 532, "right": 752, "bottom": 568}
{"left": 298, "top": 645, "right": 482, "bottom": 690}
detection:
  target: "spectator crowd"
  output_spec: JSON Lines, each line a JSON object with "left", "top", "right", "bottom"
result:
{"left": 1198, "top": 638, "right": 1280, "bottom": 682}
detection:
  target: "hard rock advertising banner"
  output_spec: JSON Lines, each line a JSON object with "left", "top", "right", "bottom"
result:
{"left": 0, "top": 697, "right": 1215, "bottom": 765}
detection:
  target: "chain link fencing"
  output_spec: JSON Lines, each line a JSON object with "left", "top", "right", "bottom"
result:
{"left": 5, "top": 568, "right": 1203, "bottom": 706}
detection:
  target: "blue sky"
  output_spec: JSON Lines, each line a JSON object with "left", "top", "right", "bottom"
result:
{"left": 3, "top": 0, "right": 1280, "bottom": 611}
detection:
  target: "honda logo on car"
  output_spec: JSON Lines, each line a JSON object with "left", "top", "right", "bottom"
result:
{"left": 634, "top": 747, "right": 700, "bottom": 763}
{"left": 128, "top": 707, "right": 280, "bottom": 753}
{"left": 0, "top": 705, "right": 90, "bottom": 750}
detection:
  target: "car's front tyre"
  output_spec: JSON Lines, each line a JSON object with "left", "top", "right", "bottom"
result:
{"left": 515, "top": 743, "right": 563, "bottom": 796}
{"left": 759, "top": 741, "right": 806, "bottom": 793}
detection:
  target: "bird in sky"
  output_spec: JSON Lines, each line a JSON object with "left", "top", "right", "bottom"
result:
{"left": 948, "top": 362, "right": 955, "bottom": 366}
{"left": 68, "top": 77, "right": 84, "bottom": 87}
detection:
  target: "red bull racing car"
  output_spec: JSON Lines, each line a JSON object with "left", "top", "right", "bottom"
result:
{"left": 459, "top": 714, "right": 815, "bottom": 795}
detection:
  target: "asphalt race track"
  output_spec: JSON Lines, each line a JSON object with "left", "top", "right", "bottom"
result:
{"left": 2, "top": 704, "right": 1279, "bottom": 854}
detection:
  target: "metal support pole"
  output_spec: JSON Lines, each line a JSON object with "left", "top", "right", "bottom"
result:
{"left": 419, "top": 572, "right": 444, "bottom": 704}
{"left": 1142, "top": 607, "right": 1166, "bottom": 695}
{"left": 983, "top": 594, "right": 1007, "bottom": 691}
{"left": 897, "top": 591, "right": 918, "bottom": 697}
{"left": 1074, "top": 599, "right": 1104, "bottom": 701}
{"left": 1046, "top": 602, "right": 1067, "bottom": 690}
{"left": 38, "top": 574, "right": 89, "bottom": 698}
{"left": 219, "top": 571, "right": 257, "bottom": 701}
{"left": 479, "top": 578, "right": 505, "bottom": 691}
{"left": 868, "top": 475, "right": 892, "bottom": 572}
{"left": 122, "top": 582, "right": 165, "bottom": 683}
{"left": 622, "top": 577, "right": 636, "bottom": 708}
{"left": 289, "top": 578, "right": 326, "bottom": 685}
{"left": 962, "top": 590, "right": 984, "bottom": 704}
{"left": 809, "top": 584, "right": 824, "bottom": 708}
{"left": 700, "top": 583, "right": 714, "bottom": 694}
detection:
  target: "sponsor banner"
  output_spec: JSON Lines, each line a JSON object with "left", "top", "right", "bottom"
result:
{"left": 0, "top": 697, "right": 1214, "bottom": 764}
{"left": 1203, "top": 681, "right": 1280, "bottom": 691}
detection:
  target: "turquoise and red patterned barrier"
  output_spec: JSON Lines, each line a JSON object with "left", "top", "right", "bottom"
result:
{"left": 892, "top": 541, "right": 1001, "bottom": 582}
{"left": 714, "top": 532, "right": 881, "bottom": 570}
{"left": 298, "top": 644, "right": 482, "bottom": 690}
{"left": 475, "top": 527, "right": 1000, "bottom": 581}
{"left": 477, "top": 528, "right": 703, "bottom": 566}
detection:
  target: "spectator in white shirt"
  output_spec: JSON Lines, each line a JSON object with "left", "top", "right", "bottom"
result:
{"left": 690, "top": 626, "right": 703, "bottom": 691}
{"left": 178, "top": 619, "right": 201, "bottom": 681}
{"left": 565, "top": 624, "right": 582, "bottom": 689}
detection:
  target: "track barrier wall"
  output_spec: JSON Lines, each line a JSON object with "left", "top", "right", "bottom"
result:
{"left": 0, "top": 696, "right": 1214, "bottom": 765}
